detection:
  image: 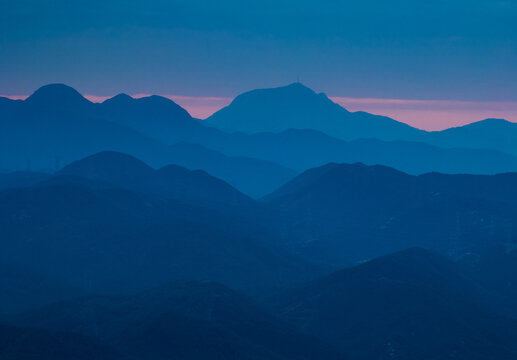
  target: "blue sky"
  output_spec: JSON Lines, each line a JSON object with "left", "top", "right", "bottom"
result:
{"left": 1, "top": 0, "right": 516, "bottom": 128}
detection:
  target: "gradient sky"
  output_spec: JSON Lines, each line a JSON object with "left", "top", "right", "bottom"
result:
{"left": 1, "top": 0, "right": 516, "bottom": 129}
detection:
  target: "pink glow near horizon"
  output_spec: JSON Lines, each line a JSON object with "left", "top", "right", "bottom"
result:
{"left": 2, "top": 93, "right": 516, "bottom": 131}
{"left": 330, "top": 97, "right": 517, "bottom": 130}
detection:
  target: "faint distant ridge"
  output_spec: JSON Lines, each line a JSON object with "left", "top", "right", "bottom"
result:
{"left": 3, "top": 82, "right": 517, "bottom": 182}
{"left": 59, "top": 151, "right": 254, "bottom": 207}
{"left": 420, "top": 117, "right": 517, "bottom": 157}
{"left": 206, "top": 82, "right": 422, "bottom": 141}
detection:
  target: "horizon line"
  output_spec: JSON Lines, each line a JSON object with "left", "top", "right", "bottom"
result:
{"left": 1, "top": 93, "right": 516, "bottom": 131}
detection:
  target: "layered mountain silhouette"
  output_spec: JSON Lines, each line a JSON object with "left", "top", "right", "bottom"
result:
{"left": 266, "top": 248, "right": 517, "bottom": 360}
{"left": 3, "top": 81, "right": 517, "bottom": 359}
{"left": 264, "top": 162, "right": 517, "bottom": 264}
{"left": 416, "top": 118, "right": 517, "bottom": 157}
{"left": 58, "top": 151, "right": 253, "bottom": 207}
{"left": 0, "top": 261, "right": 81, "bottom": 317}
{"left": 205, "top": 83, "right": 421, "bottom": 141}
{"left": 203, "top": 129, "right": 517, "bottom": 175}
{"left": 0, "top": 323, "right": 123, "bottom": 360}
{"left": 9, "top": 281, "right": 345, "bottom": 360}
{"left": 0, "top": 171, "right": 51, "bottom": 190}
{"left": 0, "top": 84, "right": 169, "bottom": 171}
{"left": 99, "top": 93, "right": 211, "bottom": 144}
{"left": 457, "top": 244, "right": 517, "bottom": 318}
{"left": 206, "top": 83, "right": 517, "bottom": 157}
{"left": 0, "top": 177, "right": 319, "bottom": 292}
{"left": 4, "top": 84, "right": 517, "bottom": 190}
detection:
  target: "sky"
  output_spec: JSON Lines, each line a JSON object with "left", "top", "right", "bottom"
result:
{"left": 1, "top": 0, "right": 516, "bottom": 130}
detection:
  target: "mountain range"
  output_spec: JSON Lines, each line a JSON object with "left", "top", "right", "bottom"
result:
{"left": 3, "top": 83, "right": 517, "bottom": 199}
{"left": 264, "top": 162, "right": 517, "bottom": 264}
{"left": 3, "top": 81, "right": 517, "bottom": 359}
{"left": 265, "top": 248, "right": 517, "bottom": 360}
{"left": 7, "top": 281, "right": 344, "bottom": 360}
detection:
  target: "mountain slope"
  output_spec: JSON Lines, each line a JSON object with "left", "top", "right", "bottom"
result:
{"left": 10, "top": 281, "right": 345, "bottom": 360}
{"left": 168, "top": 142, "right": 298, "bottom": 198}
{"left": 0, "top": 262, "right": 81, "bottom": 317}
{"left": 266, "top": 248, "right": 517, "bottom": 360}
{"left": 0, "top": 323, "right": 123, "bottom": 360}
{"left": 198, "top": 128, "right": 517, "bottom": 175}
{"left": 0, "top": 181, "right": 318, "bottom": 295}
{"left": 205, "top": 83, "right": 422, "bottom": 141}
{"left": 0, "top": 84, "right": 171, "bottom": 171}
{"left": 264, "top": 162, "right": 517, "bottom": 264}
{"left": 99, "top": 93, "right": 208, "bottom": 144}
{"left": 58, "top": 151, "right": 253, "bottom": 207}
{"left": 3, "top": 84, "right": 517, "bottom": 179}
{"left": 417, "top": 118, "right": 517, "bottom": 157}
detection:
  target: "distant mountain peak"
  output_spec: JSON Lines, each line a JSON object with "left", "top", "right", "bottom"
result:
{"left": 104, "top": 93, "right": 134, "bottom": 104}
{"left": 25, "top": 83, "right": 91, "bottom": 106}
{"left": 467, "top": 118, "right": 512, "bottom": 127}
{"left": 59, "top": 151, "right": 154, "bottom": 181}
{"left": 205, "top": 83, "right": 423, "bottom": 140}
{"left": 236, "top": 82, "right": 327, "bottom": 101}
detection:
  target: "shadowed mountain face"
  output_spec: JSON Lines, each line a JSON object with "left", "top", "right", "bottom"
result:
{"left": 4, "top": 81, "right": 517, "bottom": 359}
{"left": 0, "top": 171, "right": 52, "bottom": 190}
{"left": 264, "top": 162, "right": 517, "bottom": 264}
{"left": 206, "top": 83, "right": 421, "bottom": 141}
{"left": 205, "top": 83, "right": 517, "bottom": 157}
{"left": 0, "top": 262, "right": 81, "bottom": 317}
{"left": 0, "top": 324, "right": 123, "bottom": 360}
{"left": 417, "top": 118, "right": 517, "bottom": 157}
{"left": 208, "top": 131, "right": 517, "bottom": 175}
{"left": 167, "top": 142, "right": 298, "bottom": 198}
{"left": 456, "top": 245, "right": 517, "bottom": 318}
{"left": 0, "top": 84, "right": 170, "bottom": 171}
{"left": 266, "top": 248, "right": 517, "bottom": 360}
{"left": 0, "top": 155, "right": 319, "bottom": 295}
{"left": 9, "top": 281, "right": 345, "bottom": 360}
{"left": 99, "top": 93, "right": 207, "bottom": 144}
{"left": 58, "top": 151, "right": 253, "bottom": 207}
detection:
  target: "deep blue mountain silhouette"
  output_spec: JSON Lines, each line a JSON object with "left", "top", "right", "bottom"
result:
{"left": 0, "top": 261, "right": 81, "bottom": 317}
{"left": 415, "top": 118, "right": 517, "bottom": 157}
{"left": 25, "top": 83, "right": 92, "bottom": 110}
{"left": 100, "top": 93, "right": 206, "bottom": 144}
{"left": 167, "top": 142, "right": 298, "bottom": 198}
{"left": 0, "top": 178, "right": 318, "bottom": 295}
{"left": 0, "top": 323, "right": 123, "bottom": 359}
{"left": 264, "top": 162, "right": 517, "bottom": 264}
{"left": 0, "top": 84, "right": 170, "bottom": 171}
{"left": 0, "top": 85, "right": 300, "bottom": 196}
{"left": 0, "top": 171, "right": 52, "bottom": 190}
{"left": 9, "top": 281, "right": 345, "bottom": 360}
{"left": 457, "top": 245, "right": 517, "bottom": 318}
{"left": 206, "top": 83, "right": 517, "bottom": 157}
{"left": 206, "top": 82, "right": 421, "bottom": 141}
{"left": 58, "top": 151, "right": 253, "bottom": 207}
{"left": 212, "top": 129, "right": 517, "bottom": 175}
{"left": 266, "top": 248, "right": 517, "bottom": 360}
{"left": 3, "top": 84, "right": 517, "bottom": 184}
